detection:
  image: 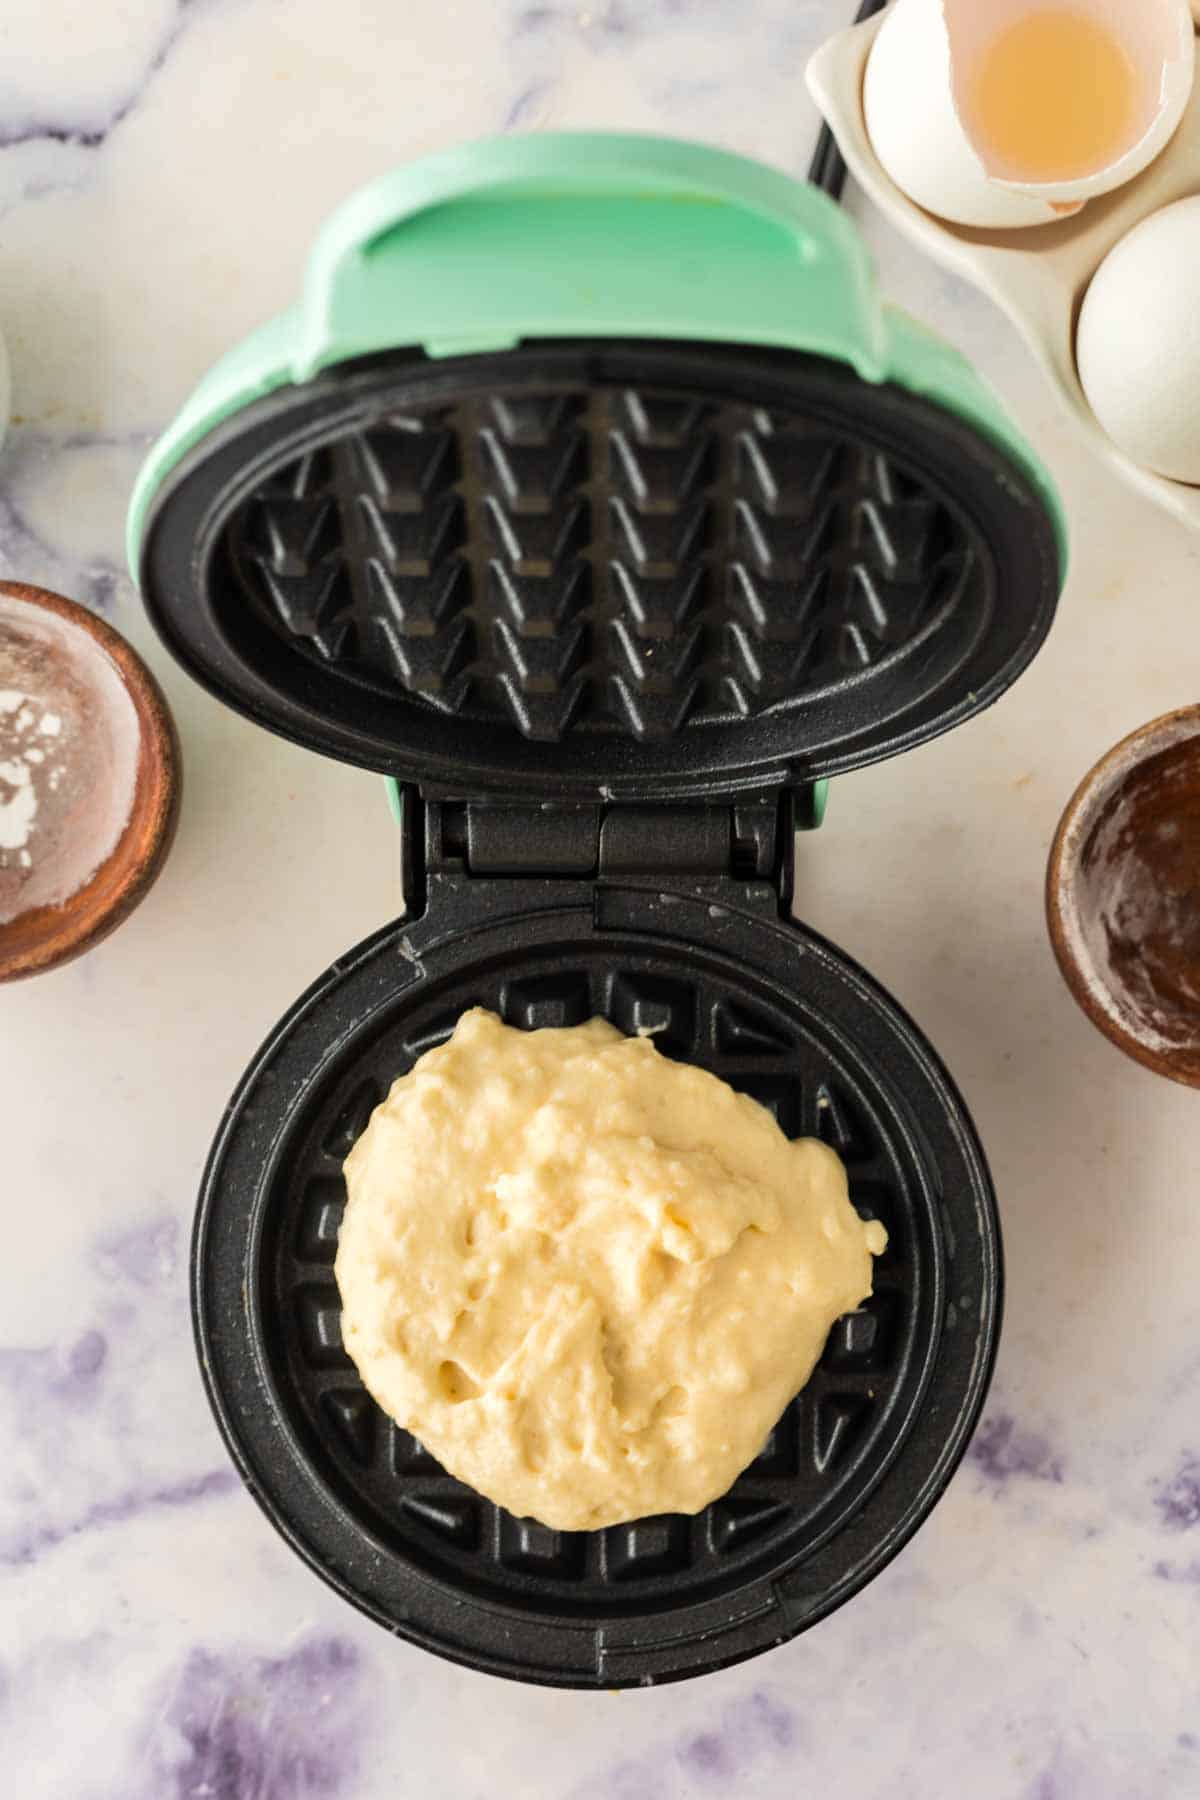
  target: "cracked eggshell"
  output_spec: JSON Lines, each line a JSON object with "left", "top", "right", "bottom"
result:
{"left": 864, "top": 0, "right": 1195, "bottom": 230}
{"left": 950, "top": 0, "right": 1194, "bottom": 207}
{"left": 863, "top": 0, "right": 1075, "bottom": 228}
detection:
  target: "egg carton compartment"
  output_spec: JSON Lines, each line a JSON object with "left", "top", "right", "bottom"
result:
{"left": 143, "top": 341, "right": 1059, "bottom": 800}
{"left": 194, "top": 899, "right": 997, "bottom": 1685}
{"left": 808, "top": 15, "right": 1200, "bottom": 530}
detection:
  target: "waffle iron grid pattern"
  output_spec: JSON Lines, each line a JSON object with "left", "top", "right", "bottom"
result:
{"left": 266, "top": 958, "right": 921, "bottom": 1611}
{"left": 227, "top": 380, "right": 969, "bottom": 744}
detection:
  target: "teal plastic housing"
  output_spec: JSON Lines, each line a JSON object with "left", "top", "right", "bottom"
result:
{"left": 126, "top": 133, "right": 1067, "bottom": 576}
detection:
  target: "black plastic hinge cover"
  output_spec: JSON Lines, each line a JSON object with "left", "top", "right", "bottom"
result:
{"left": 403, "top": 787, "right": 811, "bottom": 918}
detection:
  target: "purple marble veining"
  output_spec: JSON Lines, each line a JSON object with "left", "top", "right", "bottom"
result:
{"left": 1153, "top": 1556, "right": 1200, "bottom": 1584}
{"left": 590, "top": 1758, "right": 655, "bottom": 1800}
{"left": 1155, "top": 1454, "right": 1200, "bottom": 1531}
{"left": 0, "top": 1220, "right": 177, "bottom": 1398}
{"left": 86, "top": 565, "right": 121, "bottom": 613}
{"left": 680, "top": 1690, "right": 794, "bottom": 1778}
{"left": 0, "top": 1328, "right": 108, "bottom": 1410}
{"left": 502, "top": 81, "right": 555, "bottom": 129}
{"left": 0, "top": 469, "right": 60, "bottom": 579}
{"left": 67, "top": 1327, "right": 108, "bottom": 1382}
{"left": 142, "top": 1636, "right": 364, "bottom": 1800}
{"left": 0, "top": 1466, "right": 236, "bottom": 1567}
{"left": 969, "top": 1413, "right": 1065, "bottom": 1487}
{"left": 512, "top": 4, "right": 558, "bottom": 34}
{"left": 0, "top": 433, "right": 143, "bottom": 613}
{"left": 573, "top": 1689, "right": 796, "bottom": 1798}
{"left": 0, "top": 0, "right": 208, "bottom": 151}
{"left": 678, "top": 1732, "right": 732, "bottom": 1781}
{"left": 511, "top": 0, "right": 634, "bottom": 40}
{"left": 512, "top": 0, "right": 735, "bottom": 42}
{"left": 584, "top": 0, "right": 636, "bottom": 37}
{"left": 93, "top": 1215, "right": 179, "bottom": 1290}
{"left": 0, "top": 1207, "right": 210, "bottom": 1568}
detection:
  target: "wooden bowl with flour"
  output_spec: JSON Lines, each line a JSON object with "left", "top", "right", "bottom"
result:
{"left": 0, "top": 582, "right": 179, "bottom": 981}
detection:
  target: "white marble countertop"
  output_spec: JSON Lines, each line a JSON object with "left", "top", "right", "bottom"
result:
{"left": 3, "top": 3, "right": 1199, "bottom": 1795}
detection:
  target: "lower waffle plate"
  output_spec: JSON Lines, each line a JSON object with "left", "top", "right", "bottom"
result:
{"left": 194, "top": 885, "right": 1000, "bottom": 1687}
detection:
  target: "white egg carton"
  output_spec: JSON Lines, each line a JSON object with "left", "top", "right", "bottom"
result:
{"left": 808, "top": 15, "right": 1200, "bottom": 529}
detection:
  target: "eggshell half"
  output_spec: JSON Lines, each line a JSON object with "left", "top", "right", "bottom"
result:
{"left": 864, "top": 0, "right": 1195, "bottom": 231}
{"left": 863, "top": 0, "right": 1079, "bottom": 228}
{"left": 945, "top": 0, "right": 1194, "bottom": 205}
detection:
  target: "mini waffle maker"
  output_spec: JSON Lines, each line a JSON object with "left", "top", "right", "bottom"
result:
{"left": 128, "top": 135, "right": 1067, "bottom": 1688}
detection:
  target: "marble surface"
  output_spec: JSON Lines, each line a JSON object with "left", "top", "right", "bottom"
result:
{"left": 2, "top": 2, "right": 1199, "bottom": 1795}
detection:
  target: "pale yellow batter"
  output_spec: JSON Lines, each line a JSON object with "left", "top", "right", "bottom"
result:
{"left": 335, "top": 1009, "right": 886, "bottom": 1530}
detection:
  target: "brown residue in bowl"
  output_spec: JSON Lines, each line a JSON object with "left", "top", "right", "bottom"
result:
{"left": 1076, "top": 739, "right": 1200, "bottom": 1055}
{"left": 1050, "top": 711, "right": 1200, "bottom": 1086}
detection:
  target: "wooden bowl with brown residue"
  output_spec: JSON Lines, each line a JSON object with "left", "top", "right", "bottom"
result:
{"left": 0, "top": 582, "right": 180, "bottom": 982}
{"left": 1047, "top": 706, "right": 1200, "bottom": 1087}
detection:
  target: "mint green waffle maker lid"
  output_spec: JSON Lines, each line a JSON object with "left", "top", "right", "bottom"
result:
{"left": 128, "top": 133, "right": 1066, "bottom": 800}
{"left": 130, "top": 133, "right": 1065, "bottom": 544}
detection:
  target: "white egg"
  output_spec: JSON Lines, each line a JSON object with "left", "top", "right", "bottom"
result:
{"left": 1076, "top": 197, "right": 1200, "bottom": 485}
{"left": 863, "top": 0, "right": 1194, "bottom": 231}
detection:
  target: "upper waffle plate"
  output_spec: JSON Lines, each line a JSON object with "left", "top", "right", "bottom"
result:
{"left": 138, "top": 341, "right": 1060, "bottom": 802}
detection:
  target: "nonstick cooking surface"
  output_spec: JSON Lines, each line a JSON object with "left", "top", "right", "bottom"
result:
{"left": 195, "top": 902, "right": 998, "bottom": 1686}
{"left": 141, "top": 342, "right": 1061, "bottom": 800}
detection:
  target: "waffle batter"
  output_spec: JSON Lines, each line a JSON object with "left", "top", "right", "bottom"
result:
{"left": 335, "top": 1009, "right": 886, "bottom": 1530}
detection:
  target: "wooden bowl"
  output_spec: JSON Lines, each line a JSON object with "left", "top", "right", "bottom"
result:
{"left": 0, "top": 582, "right": 180, "bottom": 982}
{"left": 1047, "top": 707, "right": 1200, "bottom": 1087}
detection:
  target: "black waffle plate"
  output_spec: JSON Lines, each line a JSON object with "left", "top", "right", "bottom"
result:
{"left": 140, "top": 340, "right": 1061, "bottom": 802}
{"left": 194, "top": 884, "right": 1000, "bottom": 1686}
